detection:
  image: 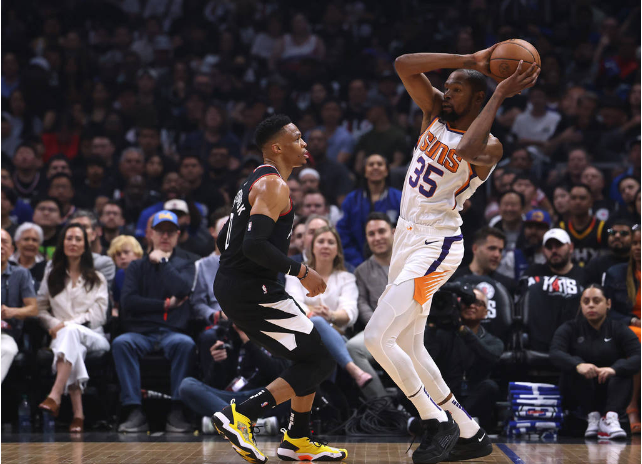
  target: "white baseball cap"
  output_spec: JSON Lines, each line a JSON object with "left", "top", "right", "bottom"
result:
{"left": 543, "top": 228, "right": 571, "bottom": 246}
{"left": 164, "top": 199, "right": 189, "bottom": 215}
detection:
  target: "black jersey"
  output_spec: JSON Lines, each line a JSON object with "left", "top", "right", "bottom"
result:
{"left": 558, "top": 217, "right": 606, "bottom": 267}
{"left": 218, "top": 165, "right": 294, "bottom": 281}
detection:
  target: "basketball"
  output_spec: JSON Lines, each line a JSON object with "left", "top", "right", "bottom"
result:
{"left": 489, "top": 39, "right": 541, "bottom": 80}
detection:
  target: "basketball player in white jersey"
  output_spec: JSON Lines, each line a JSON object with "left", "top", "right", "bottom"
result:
{"left": 363, "top": 48, "right": 539, "bottom": 463}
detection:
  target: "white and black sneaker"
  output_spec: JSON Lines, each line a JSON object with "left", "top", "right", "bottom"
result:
{"left": 585, "top": 411, "right": 600, "bottom": 438}
{"left": 412, "top": 411, "right": 460, "bottom": 464}
{"left": 444, "top": 428, "right": 492, "bottom": 461}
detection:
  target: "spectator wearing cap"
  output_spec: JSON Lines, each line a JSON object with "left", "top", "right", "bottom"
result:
{"left": 585, "top": 219, "right": 633, "bottom": 285}
{"left": 353, "top": 94, "right": 408, "bottom": 172}
{"left": 451, "top": 227, "right": 517, "bottom": 295}
{"left": 299, "top": 168, "right": 321, "bottom": 193}
{"left": 513, "top": 209, "right": 552, "bottom": 279}
{"left": 581, "top": 165, "right": 613, "bottom": 223}
{"left": 1, "top": 228, "right": 37, "bottom": 383}
{"left": 134, "top": 172, "right": 207, "bottom": 239}
{"left": 113, "top": 210, "right": 196, "bottom": 433}
{"left": 165, "top": 199, "right": 214, "bottom": 258}
{"left": 559, "top": 184, "right": 607, "bottom": 267}
{"left": 523, "top": 228, "right": 586, "bottom": 284}
{"left": 179, "top": 154, "right": 226, "bottom": 215}
{"left": 337, "top": 153, "right": 401, "bottom": 267}
{"left": 9, "top": 222, "right": 46, "bottom": 284}
{"left": 305, "top": 129, "right": 354, "bottom": 206}
{"left": 32, "top": 197, "right": 62, "bottom": 260}
{"left": 1, "top": 187, "right": 18, "bottom": 237}
{"left": 48, "top": 173, "right": 76, "bottom": 223}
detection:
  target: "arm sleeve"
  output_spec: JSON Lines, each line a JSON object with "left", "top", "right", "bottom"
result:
{"left": 611, "top": 324, "right": 642, "bottom": 376}
{"left": 120, "top": 261, "right": 165, "bottom": 314}
{"left": 336, "top": 272, "right": 359, "bottom": 328}
{"left": 354, "top": 266, "right": 375, "bottom": 325}
{"left": 36, "top": 274, "right": 62, "bottom": 331}
{"left": 242, "top": 214, "right": 302, "bottom": 277}
{"left": 69, "top": 275, "right": 108, "bottom": 329}
{"left": 549, "top": 322, "right": 585, "bottom": 372}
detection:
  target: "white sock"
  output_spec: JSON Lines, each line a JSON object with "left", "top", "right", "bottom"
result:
{"left": 409, "top": 385, "right": 448, "bottom": 421}
{"left": 441, "top": 395, "right": 480, "bottom": 438}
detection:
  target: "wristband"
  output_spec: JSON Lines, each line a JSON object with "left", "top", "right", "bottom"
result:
{"left": 298, "top": 265, "right": 309, "bottom": 280}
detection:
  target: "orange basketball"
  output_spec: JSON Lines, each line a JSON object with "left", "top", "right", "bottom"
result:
{"left": 489, "top": 39, "right": 541, "bottom": 80}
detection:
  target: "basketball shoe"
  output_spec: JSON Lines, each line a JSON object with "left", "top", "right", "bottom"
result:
{"left": 277, "top": 429, "right": 348, "bottom": 461}
{"left": 211, "top": 400, "right": 267, "bottom": 464}
{"left": 412, "top": 411, "right": 459, "bottom": 464}
{"left": 598, "top": 412, "right": 627, "bottom": 439}
{"left": 444, "top": 428, "right": 493, "bottom": 461}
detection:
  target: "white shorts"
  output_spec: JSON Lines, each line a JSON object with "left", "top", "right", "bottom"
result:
{"left": 386, "top": 217, "right": 464, "bottom": 313}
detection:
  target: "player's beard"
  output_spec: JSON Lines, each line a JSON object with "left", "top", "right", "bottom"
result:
{"left": 439, "top": 107, "right": 461, "bottom": 122}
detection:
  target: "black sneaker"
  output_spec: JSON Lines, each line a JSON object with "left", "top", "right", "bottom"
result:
{"left": 412, "top": 411, "right": 460, "bottom": 464}
{"left": 444, "top": 428, "right": 493, "bottom": 461}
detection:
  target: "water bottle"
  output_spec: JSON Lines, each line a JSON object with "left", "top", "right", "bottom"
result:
{"left": 43, "top": 411, "right": 56, "bottom": 434}
{"left": 18, "top": 395, "right": 31, "bottom": 434}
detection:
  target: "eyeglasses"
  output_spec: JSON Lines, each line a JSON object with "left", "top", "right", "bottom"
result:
{"left": 607, "top": 229, "right": 631, "bottom": 237}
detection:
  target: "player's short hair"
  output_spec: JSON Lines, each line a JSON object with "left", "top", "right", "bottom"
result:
{"left": 455, "top": 69, "right": 487, "bottom": 99}
{"left": 254, "top": 114, "right": 292, "bottom": 149}
{"left": 472, "top": 226, "right": 506, "bottom": 247}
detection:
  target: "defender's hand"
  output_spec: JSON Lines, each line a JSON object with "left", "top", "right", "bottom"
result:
{"left": 495, "top": 61, "right": 540, "bottom": 99}
{"left": 300, "top": 268, "right": 327, "bottom": 297}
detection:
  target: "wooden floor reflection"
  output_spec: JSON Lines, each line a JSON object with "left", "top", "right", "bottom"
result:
{"left": 1, "top": 439, "right": 641, "bottom": 464}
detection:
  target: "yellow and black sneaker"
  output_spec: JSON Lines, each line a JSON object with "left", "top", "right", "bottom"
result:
{"left": 211, "top": 400, "right": 267, "bottom": 464}
{"left": 277, "top": 429, "right": 348, "bottom": 461}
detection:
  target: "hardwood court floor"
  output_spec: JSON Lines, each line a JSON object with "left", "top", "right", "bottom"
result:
{"left": 1, "top": 435, "right": 641, "bottom": 464}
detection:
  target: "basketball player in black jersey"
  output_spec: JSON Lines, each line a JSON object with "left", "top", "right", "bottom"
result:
{"left": 211, "top": 115, "right": 348, "bottom": 463}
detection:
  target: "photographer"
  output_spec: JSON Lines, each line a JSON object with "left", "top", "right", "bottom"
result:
{"left": 424, "top": 285, "right": 504, "bottom": 431}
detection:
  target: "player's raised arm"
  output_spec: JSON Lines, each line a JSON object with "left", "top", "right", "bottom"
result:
{"left": 245, "top": 176, "right": 326, "bottom": 296}
{"left": 456, "top": 61, "right": 539, "bottom": 167}
{"left": 394, "top": 45, "right": 498, "bottom": 120}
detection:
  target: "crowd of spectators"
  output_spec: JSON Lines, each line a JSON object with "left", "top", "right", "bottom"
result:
{"left": 1, "top": 0, "right": 640, "bottom": 437}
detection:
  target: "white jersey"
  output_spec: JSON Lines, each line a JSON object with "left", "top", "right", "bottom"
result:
{"left": 400, "top": 117, "right": 494, "bottom": 232}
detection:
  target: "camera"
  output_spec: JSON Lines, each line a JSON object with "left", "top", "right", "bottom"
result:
{"left": 427, "top": 281, "right": 476, "bottom": 330}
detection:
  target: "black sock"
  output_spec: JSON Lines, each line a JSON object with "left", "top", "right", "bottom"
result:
{"left": 287, "top": 410, "right": 311, "bottom": 439}
{"left": 235, "top": 389, "right": 276, "bottom": 422}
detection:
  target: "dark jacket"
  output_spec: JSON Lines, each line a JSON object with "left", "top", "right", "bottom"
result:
{"left": 603, "top": 263, "right": 639, "bottom": 325}
{"left": 425, "top": 324, "right": 504, "bottom": 397}
{"left": 120, "top": 251, "right": 196, "bottom": 334}
{"left": 336, "top": 187, "right": 401, "bottom": 267}
{"left": 550, "top": 315, "right": 641, "bottom": 377}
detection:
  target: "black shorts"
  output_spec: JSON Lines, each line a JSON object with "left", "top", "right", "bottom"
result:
{"left": 213, "top": 271, "right": 326, "bottom": 363}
